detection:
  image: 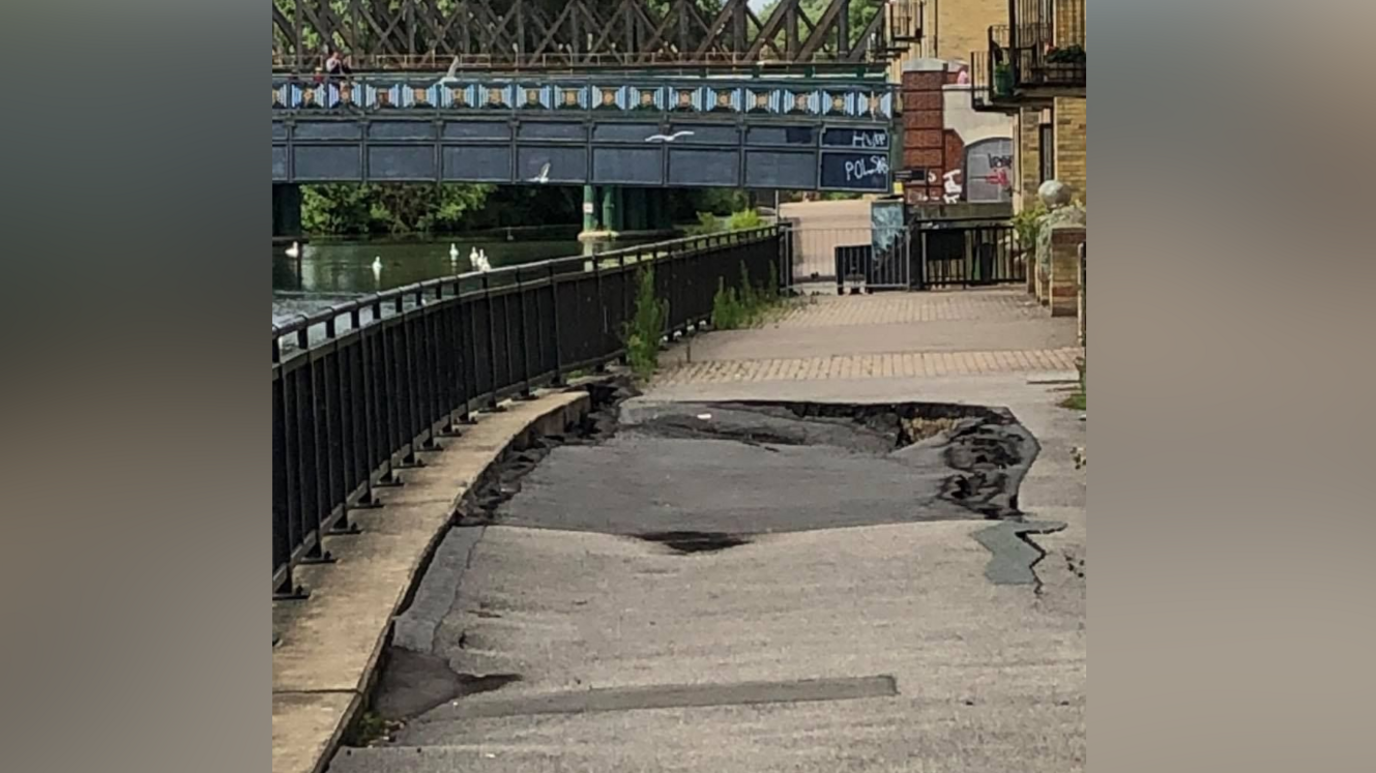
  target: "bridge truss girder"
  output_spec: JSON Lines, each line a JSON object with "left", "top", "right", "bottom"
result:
{"left": 271, "top": 0, "right": 914, "bottom": 73}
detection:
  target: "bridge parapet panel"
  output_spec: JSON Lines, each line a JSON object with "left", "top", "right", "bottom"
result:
{"left": 273, "top": 75, "right": 896, "bottom": 191}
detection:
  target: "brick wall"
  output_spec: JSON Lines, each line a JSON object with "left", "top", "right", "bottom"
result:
{"left": 1054, "top": 97, "right": 1087, "bottom": 202}
{"left": 887, "top": 0, "right": 1012, "bottom": 80}
{"left": 937, "top": 0, "right": 1012, "bottom": 63}
{"left": 901, "top": 69, "right": 949, "bottom": 205}
{"left": 1015, "top": 107, "right": 1042, "bottom": 212}
{"left": 1049, "top": 226, "right": 1086, "bottom": 317}
{"left": 1055, "top": 0, "right": 1086, "bottom": 47}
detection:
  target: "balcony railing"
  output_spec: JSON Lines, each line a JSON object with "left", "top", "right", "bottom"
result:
{"left": 1009, "top": 0, "right": 1086, "bottom": 91}
{"left": 970, "top": 26, "right": 1019, "bottom": 113}
{"left": 888, "top": 0, "right": 927, "bottom": 44}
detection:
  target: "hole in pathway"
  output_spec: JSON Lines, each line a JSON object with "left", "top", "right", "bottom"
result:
{"left": 638, "top": 531, "right": 750, "bottom": 554}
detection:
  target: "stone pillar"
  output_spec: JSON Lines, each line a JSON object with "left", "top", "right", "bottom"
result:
{"left": 1048, "top": 226, "right": 1085, "bottom": 317}
{"left": 272, "top": 183, "right": 302, "bottom": 238}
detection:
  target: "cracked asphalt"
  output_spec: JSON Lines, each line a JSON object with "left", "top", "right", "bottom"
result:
{"left": 332, "top": 296, "right": 1086, "bottom": 772}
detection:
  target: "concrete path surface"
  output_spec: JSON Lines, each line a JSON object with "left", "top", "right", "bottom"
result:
{"left": 333, "top": 288, "right": 1086, "bottom": 772}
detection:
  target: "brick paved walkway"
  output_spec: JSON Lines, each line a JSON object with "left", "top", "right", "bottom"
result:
{"left": 771, "top": 288, "right": 1047, "bottom": 327}
{"left": 657, "top": 288, "right": 1082, "bottom": 386}
{"left": 656, "top": 347, "right": 1082, "bottom": 385}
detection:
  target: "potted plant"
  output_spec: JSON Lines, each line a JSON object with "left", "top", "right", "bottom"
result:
{"left": 993, "top": 62, "right": 1014, "bottom": 97}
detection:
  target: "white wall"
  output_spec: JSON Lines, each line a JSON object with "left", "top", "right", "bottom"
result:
{"left": 942, "top": 84, "right": 1014, "bottom": 146}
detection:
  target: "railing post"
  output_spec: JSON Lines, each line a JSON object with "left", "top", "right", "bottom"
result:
{"left": 296, "top": 326, "right": 335, "bottom": 567}
{"left": 515, "top": 268, "right": 535, "bottom": 399}
{"left": 549, "top": 263, "right": 566, "bottom": 386}
{"left": 456, "top": 281, "right": 477, "bottom": 424}
{"left": 323, "top": 316, "right": 359, "bottom": 535}
{"left": 481, "top": 274, "right": 500, "bottom": 410}
{"left": 397, "top": 294, "right": 426, "bottom": 467}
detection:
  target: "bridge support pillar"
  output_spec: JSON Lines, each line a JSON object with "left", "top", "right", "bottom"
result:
{"left": 273, "top": 184, "right": 302, "bottom": 238}
{"left": 600, "top": 186, "right": 621, "bottom": 233}
{"left": 582, "top": 185, "right": 598, "bottom": 232}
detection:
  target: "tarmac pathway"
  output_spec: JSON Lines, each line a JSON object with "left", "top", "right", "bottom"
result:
{"left": 331, "top": 288, "right": 1087, "bottom": 772}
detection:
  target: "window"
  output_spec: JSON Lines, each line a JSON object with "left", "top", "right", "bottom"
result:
{"left": 1038, "top": 109, "right": 1055, "bottom": 184}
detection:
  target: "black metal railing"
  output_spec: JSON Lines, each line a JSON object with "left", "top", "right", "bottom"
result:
{"left": 970, "top": 26, "right": 1016, "bottom": 112}
{"left": 271, "top": 228, "right": 784, "bottom": 597}
{"left": 910, "top": 219, "right": 1023, "bottom": 289}
{"left": 1009, "top": 0, "right": 1086, "bottom": 90}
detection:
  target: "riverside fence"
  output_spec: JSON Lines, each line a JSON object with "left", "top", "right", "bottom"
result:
{"left": 272, "top": 227, "right": 783, "bottom": 597}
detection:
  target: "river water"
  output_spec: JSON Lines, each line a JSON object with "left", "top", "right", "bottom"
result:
{"left": 272, "top": 237, "right": 599, "bottom": 325}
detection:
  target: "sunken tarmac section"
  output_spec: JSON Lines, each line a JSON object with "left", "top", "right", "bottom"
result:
{"left": 483, "top": 398, "right": 1039, "bottom": 541}
{"left": 332, "top": 393, "right": 1085, "bottom": 773}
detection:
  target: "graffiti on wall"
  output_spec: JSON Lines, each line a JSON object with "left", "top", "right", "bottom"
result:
{"left": 942, "top": 170, "right": 963, "bottom": 203}
{"left": 964, "top": 139, "right": 1014, "bottom": 203}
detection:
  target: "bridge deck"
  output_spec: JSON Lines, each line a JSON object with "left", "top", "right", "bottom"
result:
{"left": 272, "top": 75, "right": 895, "bottom": 191}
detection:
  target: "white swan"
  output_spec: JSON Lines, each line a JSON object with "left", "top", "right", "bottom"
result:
{"left": 474, "top": 249, "right": 492, "bottom": 272}
{"left": 449, "top": 243, "right": 459, "bottom": 262}
{"left": 529, "top": 162, "right": 551, "bottom": 183}
{"left": 284, "top": 241, "right": 301, "bottom": 259}
{"left": 371, "top": 257, "right": 383, "bottom": 272}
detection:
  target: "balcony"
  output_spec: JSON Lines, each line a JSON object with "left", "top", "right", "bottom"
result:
{"left": 1008, "top": 0, "right": 1086, "bottom": 96}
{"left": 970, "top": 27, "right": 1021, "bottom": 114}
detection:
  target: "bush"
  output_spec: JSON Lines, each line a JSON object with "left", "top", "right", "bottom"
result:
{"left": 687, "top": 208, "right": 763, "bottom": 236}
{"left": 727, "top": 209, "right": 764, "bottom": 231}
{"left": 1011, "top": 203, "right": 1048, "bottom": 256}
{"left": 622, "top": 265, "right": 669, "bottom": 379}
{"left": 711, "top": 262, "right": 783, "bottom": 330}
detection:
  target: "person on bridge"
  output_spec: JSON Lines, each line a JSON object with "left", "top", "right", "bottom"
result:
{"left": 521, "top": 88, "right": 545, "bottom": 110}
{"left": 595, "top": 88, "right": 621, "bottom": 111}
{"left": 298, "top": 87, "right": 321, "bottom": 110}
{"left": 710, "top": 90, "right": 736, "bottom": 113}
{"left": 748, "top": 91, "right": 773, "bottom": 114}
{"left": 825, "top": 92, "right": 850, "bottom": 117}
{"left": 447, "top": 86, "right": 471, "bottom": 110}
{"left": 410, "top": 87, "right": 433, "bottom": 108}
{"left": 374, "top": 89, "right": 397, "bottom": 110}
{"left": 673, "top": 89, "right": 696, "bottom": 112}
{"left": 273, "top": 89, "right": 284, "bottom": 109}
{"left": 324, "top": 50, "right": 351, "bottom": 79}
{"left": 558, "top": 88, "right": 583, "bottom": 110}
{"left": 633, "top": 89, "right": 659, "bottom": 111}
{"left": 483, "top": 87, "right": 510, "bottom": 110}
{"left": 786, "top": 92, "right": 812, "bottom": 115}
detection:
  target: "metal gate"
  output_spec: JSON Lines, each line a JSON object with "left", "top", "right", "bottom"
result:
{"left": 911, "top": 220, "right": 1024, "bottom": 289}
{"left": 780, "top": 211, "right": 1024, "bottom": 293}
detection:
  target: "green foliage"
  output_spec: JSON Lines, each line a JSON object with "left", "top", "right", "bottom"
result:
{"left": 686, "top": 208, "right": 764, "bottom": 236}
{"left": 686, "top": 212, "right": 723, "bottom": 236}
{"left": 727, "top": 209, "right": 764, "bottom": 231}
{"left": 1061, "top": 355, "right": 1087, "bottom": 410}
{"left": 301, "top": 183, "right": 493, "bottom": 236}
{"left": 760, "top": 0, "right": 880, "bottom": 47}
{"left": 1011, "top": 203, "right": 1048, "bottom": 255}
{"left": 1047, "top": 45, "right": 1087, "bottom": 65}
{"left": 694, "top": 189, "right": 750, "bottom": 217}
{"left": 711, "top": 262, "right": 783, "bottom": 331}
{"left": 623, "top": 265, "right": 669, "bottom": 379}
